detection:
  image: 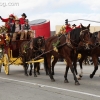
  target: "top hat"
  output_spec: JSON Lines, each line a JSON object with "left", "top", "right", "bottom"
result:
{"left": 21, "top": 13, "right": 27, "bottom": 18}
{"left": 14, "top": 16, "right": 20, "bottom": 21}
{"left": 72, "top": 24, "right": 76, "bottom": 26}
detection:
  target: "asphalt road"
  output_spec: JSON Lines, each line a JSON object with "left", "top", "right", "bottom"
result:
{"left": 0, "top": 62, "right": 100, "bottom": 100}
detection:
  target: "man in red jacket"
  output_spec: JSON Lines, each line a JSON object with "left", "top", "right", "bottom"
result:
{"left": 19, "top": 13, "right": 27, "bottom": 25}
{"left": 0, "top": 14, "right": 15, "bottom": 33}
{"left": 65, "top": 24, "right": 72, "bottom": 45}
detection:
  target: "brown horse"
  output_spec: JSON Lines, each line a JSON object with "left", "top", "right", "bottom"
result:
{"left": 44, "top": 24, "right": 92, "bottom": 85}
{"left": 19, "top": 36, "right": 45, "bottom": 76}
{"left": 75, "top": 31, "right": 100, "bottom": 79}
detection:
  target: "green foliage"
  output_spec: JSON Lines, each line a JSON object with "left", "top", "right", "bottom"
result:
{"left": 0, "top": 26, "right": 8, "bottom": 33}
{"left": 52, "top": 40, "right": 60, "bottom": 47}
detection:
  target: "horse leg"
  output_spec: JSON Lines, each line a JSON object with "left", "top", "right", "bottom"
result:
{"left": 51, "top": 56, "right": 58, "bottom": 75}
{"left": 66, "top": 57, "right": 80, "bottom": 85}
{"left": 37, "top": 63, "right": 40, "bottom": 75}
{"left": 90, "top": 55, "right": 98, "bottom": 78}
{"left": 73, "top": 53, "right": 82, "bottom": 80}
{"left": 23, "top": 57, "right": 28, "bottom": 76}
{"left": 43, "top": 54, "right": 49, "bottom": 75}
{"left": 64, "top": 65, "right": 69, "bottom": 83}
{"left": 78, "top": 55, "right": 86, "bottom": 79}
{"left": 29, "top": 63, "right": 33, "bottom": 76}
{"left": 73, "top": 53, "right": 78, "bottom": 75}
{"left": 24, "top": 63, "right": 28, "bottom": 76}
{"left": 34, "top": 63, "right": 37, "bottom": 77}
{"left": 47, "top": 54, "right": 55, "bottom": 82}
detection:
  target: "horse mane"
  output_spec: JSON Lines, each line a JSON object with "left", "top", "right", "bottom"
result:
{"left": 70, "top": 28, "right": 81, "bottom": 46}
{"left": 70, "top": 24, "right": 90, "bottom": 47}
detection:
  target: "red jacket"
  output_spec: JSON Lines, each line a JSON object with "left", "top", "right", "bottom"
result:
{"left": 19, "top": 18, "right": 26, "bottom": 25}
{"left": 66, "top": 25, "right": 72, "bottom": 33}
{"left": 0, "top": 18, "right": 15, "bottom": 31}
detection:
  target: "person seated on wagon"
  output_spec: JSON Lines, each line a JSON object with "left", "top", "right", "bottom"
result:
{"left": 11, "top": 17, "right": 24, "bottom": 41}
{"left": 65, "top": 23, "right": 72, "bottom": 45}
{"left": 22, "top": 19, "right": 31, "bottom": 39}
{"left": 0, "top": 14, "right": 15, "bottom": 34}
{"left": 19, "top": 13, "right": 27, "bottom": 27}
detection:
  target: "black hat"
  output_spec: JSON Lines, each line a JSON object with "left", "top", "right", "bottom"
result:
{"left": 21, "top": 13, "right": 27, "bottom": 18}
{"left": 72, "top": 24, "right": 76, "bottom": 26}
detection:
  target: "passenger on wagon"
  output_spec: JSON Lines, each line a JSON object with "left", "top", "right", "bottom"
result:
{"left": 12, "top": 17, "right": 24, "bottom": 41}
{"left": 65, "top": 24, "right": 72, "bottom": 45}
{"left": 72, "top": 24, "right": 76, "bottom": 29}
{"left": 19, "top": 13, "right": 27, "bottom": 26}
{"left": 0, "top": 14, "right": 15, "bottom": 33}
{"left": 22, "top": 19, "right": 31, "bottom": 39}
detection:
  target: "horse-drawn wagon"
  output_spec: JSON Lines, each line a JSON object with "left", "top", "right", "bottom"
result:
{"left": 0, "top": 32, "right": 46, "bottom": 75}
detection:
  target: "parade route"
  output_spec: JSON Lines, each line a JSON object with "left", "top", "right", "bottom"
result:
{"left": 0, "top": 62, "right": 100, "bottom": 100}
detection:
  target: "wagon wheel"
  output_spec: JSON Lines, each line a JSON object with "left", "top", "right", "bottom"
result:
{"left": 3, "top": 54, "right": 9, "bottom": 75}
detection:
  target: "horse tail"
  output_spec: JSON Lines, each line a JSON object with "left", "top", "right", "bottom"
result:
{"left": 43, "top": 53, "right": 49, "bottom": 75}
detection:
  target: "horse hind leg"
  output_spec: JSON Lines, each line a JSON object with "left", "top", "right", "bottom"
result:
{"left": 71, "top": 66, "right": 80, "bottom": 85}
{"left": 34, "top": 63, "right": 37, "bottom": 77}
{"left": 29, "top": 63, "right": 33, "bottom": 76}
{"left": 64, "top": 56, "right": 80, "bottom": 85}
{"left": 43, "top": 54, "right": 49, "bottom": 75}
{"left": 37, "top": 63, "right": 40, "bottom": 75}
{"left": 64, "top": 65, "right": 69, "bottom": 83}
{"left": 24, "top": 62, "right": 29, "bottom": 76}
{"left": 90, "top": 56, "right": 98, "bottom": 78}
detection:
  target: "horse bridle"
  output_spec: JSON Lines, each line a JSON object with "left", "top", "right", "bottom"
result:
{"left": 79, "top": 29, "right": 91, "bottom": 48}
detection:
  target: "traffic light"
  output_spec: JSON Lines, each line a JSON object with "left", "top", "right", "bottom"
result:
{"left": 65, "top": 19, "right": 68, "bottom": 25}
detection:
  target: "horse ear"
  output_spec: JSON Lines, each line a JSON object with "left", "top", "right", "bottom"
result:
{"left": 87, "top": 24, "right": 90, "bottom": 29}
{"left": 81, "top": 24, "right": 85, "bottom": 29}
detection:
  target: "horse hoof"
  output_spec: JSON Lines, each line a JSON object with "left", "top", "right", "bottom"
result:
{"left": 29, "top": 73, "right": 32, "bottom": 76}
{"left": 90, "top": 74, "right": 93, "bottom": 78}
{"left": 75, "top": 82, "right": 80, "bottom": 85}
{"left": 52, "top": 72, "right": 55, "bottom": 75}
{"left": 79, "top": 74, "right": 83, "bottom": 78}
{"left": 51, "top": 79, "right": 55, "bottom": 82}
{"left": 34, "top": 75, "right": 37, "bottom": 77}
{"left": 37, "top": 72, "right": 40, "bottom": 75}
{"left": 46, "top": 73, "right": 49, "bottom": 75}
{"left": 64, "top": 80, "right": 69, "bottom": 83}
{"left": 78, "top": 77, "right": 81, "bottom": 80}
{"left": 25, "top": 74, "right": 28, "bottom": 76}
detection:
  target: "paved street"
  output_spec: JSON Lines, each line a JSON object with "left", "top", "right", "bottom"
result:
{"left": 0, "top": 62, "right": 100, "bottom": 100}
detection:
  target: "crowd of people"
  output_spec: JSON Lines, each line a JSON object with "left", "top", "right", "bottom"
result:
{"left": 0, "top": 13, "right": 33, "bottom": 41}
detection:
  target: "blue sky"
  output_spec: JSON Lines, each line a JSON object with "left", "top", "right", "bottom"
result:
{"left": 0, "top": 0, "right": 100, "bottom": 30}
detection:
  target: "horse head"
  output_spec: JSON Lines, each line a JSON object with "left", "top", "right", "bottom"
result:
{"left": 79, "top": 24, "right": 93, "bottom": 50}
{"left": 90, "top": 31, "right": 100, "bottom": 46}
{"left": 34, "top": 36, "right": 45, "bottom": 51}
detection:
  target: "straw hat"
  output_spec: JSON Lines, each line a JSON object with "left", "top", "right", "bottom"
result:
{"left": 14, "top": 16, "right": 20, "bottom": 21}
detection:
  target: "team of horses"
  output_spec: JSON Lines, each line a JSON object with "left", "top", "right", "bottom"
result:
{"left": 0, "top": 24, "right": 100, "bottom": 85}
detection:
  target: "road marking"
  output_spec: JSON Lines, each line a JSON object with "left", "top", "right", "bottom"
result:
{"left": 0, "top": 77, "right": 100, "bottom": 98}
